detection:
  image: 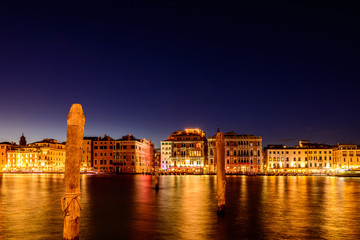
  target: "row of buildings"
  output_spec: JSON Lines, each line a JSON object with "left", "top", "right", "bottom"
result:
{"left": 264, "top": 141, "right": 360, "bottom": 173}
{"left": 160, "top": 129, "right": 263, "bottom": 174}
{"left": 1, "top": 129, "right": 360, "bottom": 174}
{"left": 0, "top": 134, "right": 154, "bottom": 174}
{"left": 159, "top": 129, "right": 360, "bottom": 174}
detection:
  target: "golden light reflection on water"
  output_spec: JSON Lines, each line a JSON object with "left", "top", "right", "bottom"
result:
{"left": 0, "top": 174, "right": 64, "bottom": 239}
{"left": 1, "top": 174, "right": 360, "bottom": 239}
{"left": 177, "top": 176, "right": 216, "bottom": 240}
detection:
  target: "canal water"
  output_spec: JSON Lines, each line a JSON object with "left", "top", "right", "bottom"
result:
{"left": 0, "top": 174, "right": 360, "bottom": 239}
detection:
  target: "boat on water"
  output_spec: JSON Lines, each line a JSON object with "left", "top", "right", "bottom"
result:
{"left": 336, "top": 170, "right": 360, "bottom": 177}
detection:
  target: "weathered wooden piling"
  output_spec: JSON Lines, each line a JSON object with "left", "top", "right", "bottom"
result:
{"left": 216, "top": 129, "right": 226, "bottom": 214}
{"left": 63, "top": 104, "right": 85, "bottom": 240}
{"left": 154, "top": 171, "right": 160, "bottom": 190}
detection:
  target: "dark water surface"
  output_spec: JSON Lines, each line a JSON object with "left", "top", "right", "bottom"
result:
{"left": 1, "top": 174, "right": 360, "bottom": 240}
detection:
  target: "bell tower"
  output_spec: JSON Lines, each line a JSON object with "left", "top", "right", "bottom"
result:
{"left": 19, "top": 133, "right": 27, "bottom": 146}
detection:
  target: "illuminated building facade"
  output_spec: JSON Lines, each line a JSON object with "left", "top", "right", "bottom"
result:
{"left": 265, "top": 140, "right": 333, "bottom": 173}
{"left": 160, "top": 140, "right": 172, "bottom": 171}
{"left": 92, "top": 135, "right": 115, "bottom": 173}
{"left": 208, "top": 132, "right": 262, "bottom": 174}
{"left": 153, "top": 148, "right": 161, "bottom": 173}
{"left": 28, "top": 139, "right": 66, "bottom": 171}
{"left": 333, "top": 144, "right": 360, "bottom": 169}
{"left": 113, "top": 134, "right": 154, "bottom": 174}
{"left": 82, "top": 137, "right": 96, "bottom": 171}
{"left": 5, "top": 139, "right": 65, "bottom": 172}
{"left": 7, "top": 147, "right": 40, "bottom": 171}
{"left": 166, "top": 128, "right": 207, "bottom": 173}
{"left": 0, "top": 142, "right": 16, "bottom": 171}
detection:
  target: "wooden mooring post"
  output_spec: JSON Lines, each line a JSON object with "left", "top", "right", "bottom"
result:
{"left": 216, "top": 129, "right": 226, "bottom": 214}
{"left": 154, "top": 171, "right": 160, "bottom": 190}
{"left": 63, "top": 104, "right": 85, "bottom": 240}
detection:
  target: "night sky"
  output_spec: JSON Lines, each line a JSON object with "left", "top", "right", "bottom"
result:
{"left": 1, "top": 1, "right": 359, "bottom": 147}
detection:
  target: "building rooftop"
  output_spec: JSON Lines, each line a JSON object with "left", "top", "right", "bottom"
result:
{"left": 32, "top": 139, "right": 59, "bottom": 144}
{"left": 116, "top": 134, "right": 140, "bottom": 142}
{"left": 83, "top": 136, "right": 99, "bottom": 140}
{"left": 0, "top": 141, "right": 15, "bottom": 145}
{"left": 265, "top": 141, "right": 334, "bottom": 150}
{"left": 208, "top": 131, "right": 261, "bottom": 139}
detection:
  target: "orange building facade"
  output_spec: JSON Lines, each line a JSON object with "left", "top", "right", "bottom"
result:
{"left": 113, "top": 134, "right": 154, "bottom": 174}
{"left": 0, "top": 142, "right": 16, "bottom": 171}
{"left": 92, "top": 135, "right": 115, "bottom": 173}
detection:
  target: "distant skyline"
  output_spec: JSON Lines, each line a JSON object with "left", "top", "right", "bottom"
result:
{"left": 1, "top": 1, "right": 359, "bottom": 148}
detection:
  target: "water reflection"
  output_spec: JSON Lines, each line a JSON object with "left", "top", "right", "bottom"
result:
{"left": 0, "top": 174, "right": 360, "bottom": 239}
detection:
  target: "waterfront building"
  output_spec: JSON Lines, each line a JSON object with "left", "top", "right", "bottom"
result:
{"left": 333, "top": 144, "right": 360, "bottom": 169}
{"left": 153, "top": 148, "right": 161, "bottom": 172}
{"left": 82, "top": 137, "right": 97, "bottom": 171}
{"left": 265, "top": 140, "right": 333, "bottom": 173}
{"left": 164, "top": 128, "right": 207, "bottom": 173}
{"left": 5, "top": 139, "right": 66, "bottom": 172}
{"left": 92, "top": 135, "right": 115, "bottom": 173}
{"left": 28, "top": 139, "right": 66, "bottom": 171}
{"left": 160, "top": 140, "right": 172, "bottom": 171}
{"left": 208, "top": 131, "right": 262, "bottom": 174}
{"left": 7, "top": 147, "right": 40, "bottom": 171}
{"left": 0, "top": 142, "right": 16, "bottom": 171}
{"left": 113, "top": 134, "right": 154, "bottom": 174}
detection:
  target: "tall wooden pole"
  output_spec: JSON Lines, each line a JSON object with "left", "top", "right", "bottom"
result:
{"left": 154, "top": 170, "right": 159, "bottom": 190}
{"left": 216, "top": 129, "right": 226, "bottom": 214}
{"left": 63, "top": 104, "right": 85, "bottom": 240}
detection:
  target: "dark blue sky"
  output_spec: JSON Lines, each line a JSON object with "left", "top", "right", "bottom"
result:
{"left": 0, "top": 1, "right": 359, "bottom": 147}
